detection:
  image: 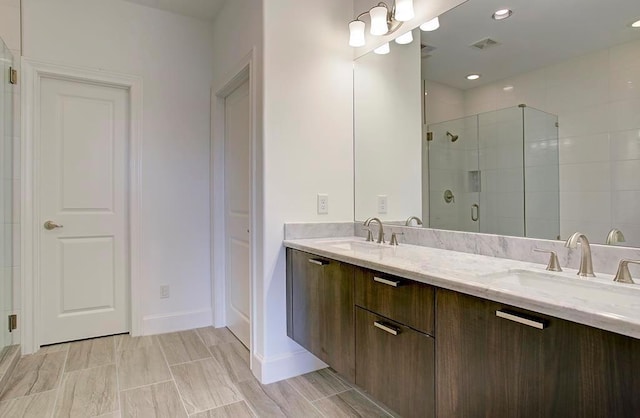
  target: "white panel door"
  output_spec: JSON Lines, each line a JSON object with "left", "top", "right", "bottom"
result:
{"left": 224, "top": 79, "right": 251, "bottom": 348}
{"left": 39, "top": 77, "right": 129, "bottom": 345}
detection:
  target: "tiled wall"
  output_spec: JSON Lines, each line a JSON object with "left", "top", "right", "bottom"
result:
{"left": 463, "top": 38, "right": 640, "bottom": 246}
{"left": 426, "top": 37, "right": 640, "bottom": 246}
{"left": 0, "top": 0, "right": 21, "bottom": 346}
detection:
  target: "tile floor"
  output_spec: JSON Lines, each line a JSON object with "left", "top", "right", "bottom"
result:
{"left": 0, "top": 327, "right": 395, "bottom": 417}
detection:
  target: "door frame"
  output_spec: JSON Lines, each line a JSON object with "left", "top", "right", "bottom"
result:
{"left": 211, "top": 49, "right": 259, "bottom": 356}
{"left": 21, "top": 58, "right": 143, "bottom": 354}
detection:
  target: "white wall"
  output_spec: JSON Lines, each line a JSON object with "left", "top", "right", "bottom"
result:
{"left": 463, "top": 38, "right": 640, "bottom": 245}
{"left": 354, "top": 33, "right": 422, "bottom": 222}
{"left": 23, "top": 0, "right": 215, "bottom": 335}
{"left": 260, "top": 0, "right": 355, "bottom": 382}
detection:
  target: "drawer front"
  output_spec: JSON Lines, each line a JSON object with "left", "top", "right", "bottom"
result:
{"left": 355, "top": 307, "right": 435, "bottom": 418}
{"left": 355, "top": 268, "right": 434, "bottom": 334}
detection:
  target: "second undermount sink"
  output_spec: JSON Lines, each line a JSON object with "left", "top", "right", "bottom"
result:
{"left": 486, "top": 269, "right": 640, "bottom": 308}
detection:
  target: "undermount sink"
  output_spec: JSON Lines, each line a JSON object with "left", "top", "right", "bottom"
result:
{"left": 487, "top": 269, "right": 640, "bottom": 308}
{"left": 324, "top": 240, "right": 392, "bottom": 253}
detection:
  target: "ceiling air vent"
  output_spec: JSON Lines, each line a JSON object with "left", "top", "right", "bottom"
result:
{"left": 470, "top": 38, "right": 500, "bottom": 50}
{"left": 421, "top": 44, "right": 436, "bottom": 58}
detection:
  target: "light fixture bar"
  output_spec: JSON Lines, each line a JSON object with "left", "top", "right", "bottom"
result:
{"left": 348, "top": 0, "right": 414, "bottom": 48}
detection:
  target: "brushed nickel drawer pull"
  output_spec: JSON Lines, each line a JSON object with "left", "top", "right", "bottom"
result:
{"left": 374, "top": 321, "right": 400, "bottom": 336}
{"left": 373, "top": 276, "right": 401, "bottom": 287}
{"left": 496, "top": 310, "right": 546, "bottom": 329}
{"left": 308, "top": 259, "right": 329, "bottom": 266}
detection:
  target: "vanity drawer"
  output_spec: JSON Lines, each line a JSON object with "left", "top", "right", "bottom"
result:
{"left": 355, "top": 307, "right": 435, "bottom": 418}
{"left": 354, "top": 268, "right": 434, "bottom": 335}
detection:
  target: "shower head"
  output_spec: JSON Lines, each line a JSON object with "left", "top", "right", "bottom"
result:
{"left": 447, "top": 131, "right": 459, "bottom": 142}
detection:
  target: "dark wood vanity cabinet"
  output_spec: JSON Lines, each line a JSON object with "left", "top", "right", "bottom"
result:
{"left": 286, "top": 248, "right": 640, "bottom": 418}
{"left": 436, "top": 289, "right": 640, "bottom": 418}
{"left": 286, "top": 249, "right": 355, "bottom": 381}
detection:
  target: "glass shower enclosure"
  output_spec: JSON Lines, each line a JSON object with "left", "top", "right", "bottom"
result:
{"left": 427, "top": 105, "right": 560, "bottom": 239}
{"left": 0, "top": 39, "right": 16, "bottom": 357}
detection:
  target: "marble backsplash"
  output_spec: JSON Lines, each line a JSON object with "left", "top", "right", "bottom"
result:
{"left": 284, "top": 221, "right": 640, "bottom": 277}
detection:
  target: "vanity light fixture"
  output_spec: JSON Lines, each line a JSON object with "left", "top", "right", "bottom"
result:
{"left": 349, "top": 0, "right": 414, "bottom": 47}
{"left": 374, "top": 43, "right": 391, "bottom": 55}
{"left": 631, "top": 19, "right": 640, "bottom": 28}
{"left": 466, "top": 74, "right": 481, "bottom": 80}
{"left": 395, "top": 31, "right": 414, "bottom": 45}
{"left": 492, "top": 9, "right": 513, "bottom": 21}
{"left": 503, "top": 85, "right": 514, "bottom": 91}
{"left": 420, "top": 16, "right": 440, "bottom": 32}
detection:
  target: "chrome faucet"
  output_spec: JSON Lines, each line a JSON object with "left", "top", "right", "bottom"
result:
{"left": 364, "top": 217, "right": 385, "bottom": 244}
{"left": 606, "top": 228, "right": 626, "bottom": 245}
{"left": 405, "top": 216, "right": 423, "bottom": 227}
{"left": 564, "top": 232, "right": 595, "bottom": 277}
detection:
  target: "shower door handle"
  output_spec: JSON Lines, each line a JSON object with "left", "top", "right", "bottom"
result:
{"left": 471, "top": 204, "right": 479, "bottom": 222}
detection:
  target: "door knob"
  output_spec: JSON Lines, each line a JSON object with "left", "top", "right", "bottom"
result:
{"left": 44, "top": 221, "right": 63, "bottom": 230}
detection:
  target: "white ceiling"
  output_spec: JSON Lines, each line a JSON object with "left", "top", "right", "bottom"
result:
{"left": 123, "top": 0, "right": 227, "bottom": 21}
{"left": 422, "top": 0, "right": 640, "bottom": 90}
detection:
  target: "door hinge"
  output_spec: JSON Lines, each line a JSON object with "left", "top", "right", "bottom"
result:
{"left": 426, "top": 131, "right": 433, "bottom": 142}
{"left": 8, "top": 314, "right": 17, "bottom": 332}
{"left": 9, "top": 67, "right": 17, "bottom": 85}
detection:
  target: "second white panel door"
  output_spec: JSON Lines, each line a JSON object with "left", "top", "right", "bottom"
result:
{"left": 224, "top": 79, "right": 251, "bottom": 348}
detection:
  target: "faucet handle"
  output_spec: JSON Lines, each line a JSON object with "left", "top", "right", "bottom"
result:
{"left": 362, "top": 228, "right": 374, "bottom": 242}
{"left": 613, "top": 259, "right": 640, "bottom": 284}
{"left": 533, "top": 249, "right": 563, "bottom": 272}
{"left": 390, "top": 232, "right": 404, "bottom": 246}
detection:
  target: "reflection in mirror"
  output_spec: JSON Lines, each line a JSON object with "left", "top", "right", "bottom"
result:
{"left": 354, "top": 0, "right": 640, "bottom": 246}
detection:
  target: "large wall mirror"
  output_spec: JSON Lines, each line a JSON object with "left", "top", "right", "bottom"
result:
{"left": 354, "top": 0, "right": 640, "bottom": 247}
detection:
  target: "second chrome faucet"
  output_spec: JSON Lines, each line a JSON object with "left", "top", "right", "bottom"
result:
{"left": 564, "top": 232, "right": 595, "bottom": 277}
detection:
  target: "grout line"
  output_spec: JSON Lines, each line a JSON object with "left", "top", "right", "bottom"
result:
{"left": 310, "top": 387, "right": 353, "bottom": 403}
{"left": 118, "top": 379, "right": 174, "bottom": 393}
{"left": 157, "top": 336, "right": 190, "bottom": 416}
{"left": 63, "top": 361, "right": 117, "bottom": 376}
{"left": 49, "top": 343, "right": 71, "bottom": 418}
{"left": 113, "top": 337, "right": 122, "bottom": 416}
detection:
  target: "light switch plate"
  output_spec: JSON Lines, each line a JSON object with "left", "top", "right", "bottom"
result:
{"left": 377, "top": 195, "right": 388, "bottom": 214}
{"left": 160, "top": 285, "right": 170, "bottom": 299}
{"left": 317, "top": 194, "right": 329, "bottom": 214}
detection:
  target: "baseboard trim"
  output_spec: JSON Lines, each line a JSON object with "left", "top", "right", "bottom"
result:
{"left": 252, "top": 349, "right": 327, "bottom": 384}
{"left": 141, "top": 308, "right": 212, "bottom": 335}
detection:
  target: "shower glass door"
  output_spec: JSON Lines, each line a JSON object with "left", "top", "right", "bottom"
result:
{"left": 428, "top": 115, "right": 480, "bottom": 232}
{"left": 478, "top": 106, "right": 525, "bottom": 236}
{"left": 0, "top": 39, "right": 14, "bottom": 351}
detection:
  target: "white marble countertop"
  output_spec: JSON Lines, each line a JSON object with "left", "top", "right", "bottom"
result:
{"left": 284, "top": 237, "right": 640, "bottom": 340}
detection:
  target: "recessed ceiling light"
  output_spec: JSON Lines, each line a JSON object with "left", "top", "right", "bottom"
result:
{"left": 631, "top": 19, "right": 640, "bottom": 28}
{"left": 466, "top": 74, "right": 481, "bottom": 80}
{"left": 492, "top": 9, "right": 513, "bottom": 21}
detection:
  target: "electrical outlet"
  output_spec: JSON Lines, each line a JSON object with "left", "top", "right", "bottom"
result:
{"left": 160, "top": 285, "right": 170, "bottom": 299}
{"left": 377, "top": 195, "right": 388, "bottom": 214}
{"left": 317, "top": 194, "right": 329, "bottom": 215}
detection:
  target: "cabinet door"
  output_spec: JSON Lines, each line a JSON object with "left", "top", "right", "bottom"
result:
{"left": 286, "top": 249, "right": 355, "bottom": 381}
{"left": 436, "top": 289, "right": 546, "bottom": 417}
{"left": 436, "top": 289, "right": 640, "bottom": 417}
{"left": 356, "top": 307, "right": 435, "bottom": 418}
{"left": 287, "top": 249, "right": 325, "bottom": 360}
{"left": 321, "top": 259, "right": 355, "bottom": 381}
{"left": 542, "top": 311, "right": 640, "bottom": 417}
